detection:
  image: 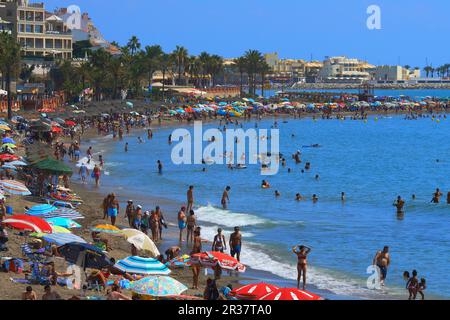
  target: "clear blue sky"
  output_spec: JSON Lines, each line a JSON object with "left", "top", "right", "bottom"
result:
{"left": 42, "top": 0, "right": 449, "bottom": 67}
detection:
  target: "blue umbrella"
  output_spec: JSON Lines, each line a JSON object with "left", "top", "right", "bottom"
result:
{"left": 2, "top": 138, "right": 15, "bottom": 144}
{"left": 26, "top": 204, "right": 57, "bottom": 216}
{"left": 45, "top": 217, "right": 81, "bottom": 229}
{"left": 43, "top": 233, "right": 87, "bottom": 246}
{"left": 58, "top": 242, "right": 112, "bottom": 270}
{"left": 115, "top": 256, "right": 171, "bottom": 275}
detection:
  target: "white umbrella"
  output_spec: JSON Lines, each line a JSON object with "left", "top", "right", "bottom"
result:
{"left": 120, "top": 229, "right": 160, "bottom": 257}
{"left": 0, "top": 89, "right": 7, "bottom": 96}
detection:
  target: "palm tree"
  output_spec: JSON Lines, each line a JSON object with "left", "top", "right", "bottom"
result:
{"left": 159, "top": 53, "right": 173, "bottom": 101}
{"left": 143, "top": 45, "right": 163, "bottom": 85}
{"left": 198, "top": 52, "right": 211, "bottom": 88}
{"left": 423, "top": 66, "right": 433, "bottom": 78}
{"left": 234, "top": 57, "right": 247, "bottom": 97}
{"left": 127, "top": 36, "right": 141, "bottom": 56}
{"left": 186, "top": 55, "right": 201, "bottom": 87}
{"left": 259, "top": 61, "right": 271, "bottom": 98}
{"left": 243, "top": 50, "right": 265, "bottom": 96}
{"left": 172, "top": 45, "right": 188, "bottom": 85}
{"left": 0, "top": 32, "right": 21, "bottom": 119}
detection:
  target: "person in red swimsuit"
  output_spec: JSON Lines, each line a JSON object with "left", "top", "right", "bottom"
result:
{"left": 292, "top": 245, "right": 312, "bottom": 290}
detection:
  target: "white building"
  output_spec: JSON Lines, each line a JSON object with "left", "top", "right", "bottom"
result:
{"left": 318, "top": 56, "right": 374, "bottom": 83}
{"left": 372, "top": 66, "right": 421, "bottom": 82}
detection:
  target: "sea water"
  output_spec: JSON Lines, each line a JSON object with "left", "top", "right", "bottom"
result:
{"left": 89, "top": 114, "right": 450, "bottom": 299}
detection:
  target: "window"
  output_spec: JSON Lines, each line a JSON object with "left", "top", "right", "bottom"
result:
{"left": 26, "top": 11, "right": 34, "bottom": 21}
{"left": 35, "top": 12, "right": 43, "bottom": 22}
{"left": 6, "top": 10, "right": 12, "bottom": 17}
{"left": 45, "top": 39, "right": 53, "bottom": 48}
{"left": 55, "top": 39, "right": 62, "bottom": 49}
{"left": 35, "top": 25, "right": 43, "bottom": 33}
{"left": 26, "top": 38, "right": 34, "bottom": 49}
{"left": 35, "top": 39, "right": 43, "bottom": 48}
{"left": 19, "top": 11, "right": 25, "bottom": 21}
{"left": 18, "top": 24, "right": 25, "bottom": 33}
{"left": 25, "top": 24, "right": 33, "bottom": 33}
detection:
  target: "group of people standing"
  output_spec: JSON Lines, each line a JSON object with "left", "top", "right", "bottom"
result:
{"left": 124, "top": 200, "right": 167, "bottom": 241}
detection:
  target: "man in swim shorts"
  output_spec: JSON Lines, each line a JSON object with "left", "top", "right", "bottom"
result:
{"left": 187, "top": 186, "right": 194, "bottom": 213}
{"left": 178, "top": 206, "right": 187, "bottom": 243}
{"left": 107, "top": 193, "right": 120, "bottom": 226}
{"left": 373, "top": 246, "right": 390, "bottom": 286}
{"left": 229, "top": 227, "right": 242, "bottom": 262}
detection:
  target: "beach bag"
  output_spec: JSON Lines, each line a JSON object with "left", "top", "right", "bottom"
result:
{"left": 3, "top": 258, "right": 23, "bottom": 273}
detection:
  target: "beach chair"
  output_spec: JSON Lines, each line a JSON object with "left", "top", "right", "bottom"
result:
{"left": 21, "top": 244, "right": 45, "bottom": 262}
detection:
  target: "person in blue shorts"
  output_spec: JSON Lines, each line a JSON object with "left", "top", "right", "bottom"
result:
{"left": 177, "top": 206, "right": 187, "bottom": 243}
{"left": 229, "top": 226, "right": 242, "bottom": 262}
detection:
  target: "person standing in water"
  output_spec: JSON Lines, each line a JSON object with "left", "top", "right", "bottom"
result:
{"left": 221, "top": 186, "right": 231, "bottom": 209}
{"left": 93, "top": 164, "right": 101, "bottom": 187}
{"left": 431, "top": 188, "right": 443, "bottom": 203}
{"left": 292, "top": 245, "right": 312, "bottom": 290}
{"left": 124, "top": 142, "right": 128, "bottom": 153}
{"left": 177, "top": 206, "right": 187, "bottom": 243}
{"left": 229, "top": 227, "right": 242, "bottom": 262}
{"left": 187, "top": 186, "right": 194, "bottom": 213}
{"left": 157, "top": 160, "right": 163, "bottom": 174}
{"left": 373, "top": 246, "right": 390, "bottom": 286}
{"left": 212, "top": 228, "right": 227, "bottom": 253}
{"left": 394, "top": 196, "right": 405, "bottom": 217}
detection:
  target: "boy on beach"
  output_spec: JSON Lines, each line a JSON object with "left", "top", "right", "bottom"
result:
{"left": 229, "top": 227, "right": 242, "bottom": 262}
{"left": 221, "top": 186, "right": 231, "bottom": 209}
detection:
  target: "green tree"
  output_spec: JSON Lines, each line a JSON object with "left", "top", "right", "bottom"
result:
{"left": 243, "top": 50, "right": 265, "bottom": 96}
{"left": 127, "top": 36, "right": 141, "bottom": 56}
{"left": 143, "top": 45, "right": 163, "bottom": 85}
{"left": 0, "top": 32, "right": 22, "bottom": 119}
{"left": 172, "top": 45, "right": 189, "bottom": 85}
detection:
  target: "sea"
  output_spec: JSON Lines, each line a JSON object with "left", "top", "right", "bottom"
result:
{"left": 80, "top": 89, "right": 450, "bottom": 300}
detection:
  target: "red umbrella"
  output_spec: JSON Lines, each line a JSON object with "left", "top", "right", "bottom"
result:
{"left": 65, "top": 120, "right": 76, "bottom": 127}
{"left": 259, "top": 288, "right": 323, "bottom": 301}
{"left": 191, "top": 252, "right": 246, "bottom": 272}
{"left": 51, "top": 126, "right": 63, "bottom": 133}
{"left": 2, "top": 215, "right": 53, "bottom": 233}
{"left": 231, "top": 283, "right": 279, "bottom": 300}
{"left": 0, "top": 154, "right": 20, "bottom": 162}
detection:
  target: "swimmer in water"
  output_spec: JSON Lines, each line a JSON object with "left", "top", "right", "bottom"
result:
{"left": 393, "top": 196, "right": 405, "bottom": 216}
{"left": 261, "top": 180, "right": 270, "bottom": 188}
{"left": 315, "top": 174, "right": 320, "bottom": 181}
{"left": 431, "top": 188, "right": 443, "bottom": 203}
{"left": 124, "top": 143, "right": 128, "bottom": 152}
{"left": 341, "top": 192, "right": 345, "bottom": 202}
{"left": 275, "top": 190, "right": 281, "bottom": 197}
{"left": 412, "top": 194, "right": 416, "bottom": 200}
{"left": 295, "top": 193, "right": 302, "bottom": 201}
{"left": 157, "top": 160, "right": 163, "bottom": 175}
{"left": 312, "top": 194, "right": 318, "bottom": 203}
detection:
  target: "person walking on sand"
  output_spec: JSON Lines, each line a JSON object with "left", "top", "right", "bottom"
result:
{"left": 178, "top": 206, "right": 187, "bottom": 243}
{"left": 190, "top": 228, "right": 202, "bottom": 290}
{"left": 125, "top": 200, "right": 135, "bottom": 227}
{"left": 107, "top": 193, "right": 120, "bottom": 226}
{"left": 293, "top": 245, "right": 312, "bottom": 290}
{"left": 187, "top": 186, "right": 194, "bottom": 213}
{"left": 150, "top": 210, "right": 159, "bottom": 242}
{"left": 229, "top": 227, "right": 242, "bottom": 262}
{"left": 373, "top": 246, "right": 390, "bottom": 286}
{"left": 221, "top": 186, "right": 231, "bottom": 209}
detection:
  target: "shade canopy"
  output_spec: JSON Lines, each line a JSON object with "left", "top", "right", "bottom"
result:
{"left": 130, "top": 276, "right": 187, "bottom": 297}
{"left": 2, "top": 215, "right": 52, "bottom": 233}
{"left": 115, "top": 256, "right": 171, "bottom": 275}
{"left": 58, "top": 242, "right": 112, "bottom": 270}
{"left": 32, "top": 158, "right": 73, "bottom": 175}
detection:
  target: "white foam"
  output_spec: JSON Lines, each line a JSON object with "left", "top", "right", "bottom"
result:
{"left": 76, "top": 157, "right": 97, "bottom": 170}
{"left": 200, "top": 225, "right": 405, "bottom": 299}
{"left": 195, "top": 205, "right": 268, "bottom": 227}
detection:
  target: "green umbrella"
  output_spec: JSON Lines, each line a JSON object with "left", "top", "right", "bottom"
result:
{"left": 32, "top": 158, "right": 73, "bottom": 175}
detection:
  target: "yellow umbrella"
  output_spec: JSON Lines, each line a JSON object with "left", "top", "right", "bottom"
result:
{"left": 91, "top": 224, "right": 121, "bottom": 234}
{"left": 52, "top": 226, "right": 71, "bottom": 234}
{"left": 0, "top": 125, "right": 11, "bottom": 131}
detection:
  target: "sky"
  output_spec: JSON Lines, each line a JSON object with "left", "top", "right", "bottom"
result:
{"left": 41, "top": 0, "right": 450, "bottom": 67}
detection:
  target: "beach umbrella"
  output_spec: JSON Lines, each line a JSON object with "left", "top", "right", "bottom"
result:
{"left": 1, "top": 164, "right": 16, "bottom": 171}
{"left": 53, "top": 118, "right": 65, "bottom": 125}
{"left": 26, "top": 204, "right": 57, "bottom": 216}
{"left": 165, "top": 255, "right": 191, "bottom": 269}
{"left": 91, "top": 224, "right": 121, "bottom": 234}
{"left": 51, "top": 225, "right": 71, "bottom": 234}
{"left": 130, "top": 276, "right": 187, "bottom": 297}
{"left": 0, "top": 125, "right": 11, "bottom": 132}
{"left": 190, "top": 252, "right": 246, "bottom": 272}
{"left": 64, "top": 120, "right": 76, "bottom": 127}
{"left": 230, "top": 283, "right": 279, "bottom": 300}
{"left": 51, "top": 126, "right": 63, "bottom": 134}
{"left": 120, "top": 229, "right": 160, "bottom": 257}
{"left": 115, "top": 256, "right": 171, "bottom": 275}
{"left": 36, "top": 208, "right": 84, "bottom": 220}
{"left": 32, "top": 158, "right": 73, "bottom": 175}
{"left": 2, "top": 215, "right": 52, "bottom": 233}
{"left": 259, "top": 288, "right": 323, "bottom": 301}
{"left": 2, "top": 138, "right": 15, "bottom": 145}
{"left": 0, "top": 180, "right": 31, "bottom": 195}
{"left": 58, "top": 242, "right": 112, "bottom": 270}
{"left": 2, "top": 143, "right": 16, "bottom": 149}
{"left": 40, "top": 233, "right": 87, "bottom": 246}
{"left": 9, "top": 161, "right": 27, "bottom": 167}
{"left": 0, "top": 154, "right": 20, "bottom": 162}
{"left": 45, "top": 217, "right": 81, "bottom": 229}
{"left": 126, "top": 101, "right": 134, "bottom": 108}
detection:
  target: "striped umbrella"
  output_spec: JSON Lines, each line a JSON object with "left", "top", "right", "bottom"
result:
{"left": 2, "top": 215, "right": 52, "bottom": 233}
{"left": 115, "top": 256, "right": 171, "bottom": 275}
{"left": 9, "top": 161, "right": 28, "bottom": 167}
{"left": 231, "top": 283, "right": 279, "bottom": 300}
{"left": 42, "top": 233, "right": 87, "bottom": 246}
{"left": 46, "top": 217, "right": 81, "bottom": 229}
{"left": 91, "top": 224, "right": 121, "bottom": 234}
{"left": 130, "top": 276, "right": 187, "bottom": 297}
{"left": 0, "top": 180, "right": 31, "bottom": 196}
{"left": 259, "top": 288, "right": 323, "bottom": 301}
{"left": 26, "top": 204, "right": 57, "bottom": 216}
{"left": 35, "top": 208, "right": 84, "bottom": 220}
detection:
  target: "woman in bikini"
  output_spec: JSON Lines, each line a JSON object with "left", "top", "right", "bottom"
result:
{"left": 191, "top": 228, "right": 202, "bottom": 290}
{"left": 292, "top": 245, "right": 312, "bottom": 290}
